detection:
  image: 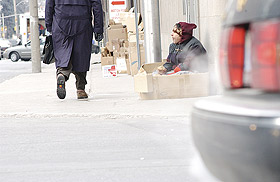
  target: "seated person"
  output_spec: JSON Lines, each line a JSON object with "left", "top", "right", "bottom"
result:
{"left": 158, "top": 22, "right": 207, "bottom": 75}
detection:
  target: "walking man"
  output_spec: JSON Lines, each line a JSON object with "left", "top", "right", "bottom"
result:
{"left": 45, "top": 0, "right": 104, "bottom": 99}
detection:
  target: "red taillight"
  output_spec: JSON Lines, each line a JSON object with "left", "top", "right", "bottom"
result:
{"left": 220, "top": 27, "right": 245, "bottom": 88}
{"left": 251, "top": 20, "right": 280, "bottom": 91}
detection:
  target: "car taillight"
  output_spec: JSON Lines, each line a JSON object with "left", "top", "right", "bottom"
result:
{"left": 220, "top": 27, "right": 245, "bottom": 89}
{"left": 251, "top": 20, "right": 280, "bottom": 91}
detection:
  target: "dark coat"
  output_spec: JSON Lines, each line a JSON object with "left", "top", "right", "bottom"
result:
{"left": 45, "top": 0, "right": 103, "bottom": 72}
{"left": 163, "top": 37, "right": 207, "bottom": 72}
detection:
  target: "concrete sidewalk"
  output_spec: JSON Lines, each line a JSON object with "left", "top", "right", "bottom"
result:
{"left": 0, "top": 54, "right": 205, "bottom": 118}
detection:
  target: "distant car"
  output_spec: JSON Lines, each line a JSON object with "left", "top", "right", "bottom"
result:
{"left": 3, "top": 38, "right": 45, "bottom": 62}
{"left": 0, "top": 38, "right": 12, "bottom": 58}
{"left": 8, "top": 39, "right": 19, "bottom": 47}
{"left": 191, "top": 1, "right": 280, "bottom": 182}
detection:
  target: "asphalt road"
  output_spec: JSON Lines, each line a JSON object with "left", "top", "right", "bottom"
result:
{"left": 0, "top": 58, "right": 32, "bottom": 83}
{"left": 0, "top": 116, "right": 220, "bottom": 182}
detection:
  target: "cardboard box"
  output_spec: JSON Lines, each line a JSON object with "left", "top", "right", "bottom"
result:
{"left": 128, "top": 32, "right": 145, "bottom": 42}
{"left": 134, "top": 62, "right": 163, "bottom": 92}
{"left": 128, "top": 42, "right": 145, "bottom": 76}
{"left": 109, "top": 19, "right": 116, "bottom": 25}
{"left": 125, "top": 57, "right": 131, "bottom": 75}
{"left": 105, "top": 42, "right": 113, "bottom": 52}
{"left": 101, "top": 56, "right": 114, "bottom": 66}
{"left": 130, "top": 49, "right": 145, "bottom": 76}
{"left": 113, "top": 48, "right": 126, "bottom": 62}
{"left": 119, "top": 12, "right": 141, "bottom": 32}
{"left": 101, "top": 47, "right": 114, "bottom": 66}
{"left": 106, "top": 39, "right": 126, "bottom": 52}
{"left": 109, "top": 24, "right": 123, "bottom": 29}
{"left": 116, "top": 57, "right": 127, "bottom": 74}
{"left": 107, "top": 27, "right": 128, "bottom": 42}
{"left": 134, "top": 63, "right": 209, "bottom": 100}
{"left": 111, "top": 39, "right": 126, "bottom": 52}
{"left": 113, "top": 49, "right": 127, "bottom": 74}
{"left": 138, "top": 22, "right": 144, "bottom": 31}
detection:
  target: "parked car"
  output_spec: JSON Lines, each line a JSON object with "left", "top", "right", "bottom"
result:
{"left": 3, "top": 38, "right": 45, "bottom": 62}
{"left": 191, "top": 1, "right": 280, "bottom": 182}
{"left": 0, "top": 38, "right": 12, "bottom": 58}
{"left": 8, "top": 39, "right": 19, "bottom": 47}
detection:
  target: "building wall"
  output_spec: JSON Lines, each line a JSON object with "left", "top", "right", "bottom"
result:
{"left": 198, "top": 0, "right": 227, "bottom": 94}
{"left": 159, "top": 0, "right": 186, "bottom": 59}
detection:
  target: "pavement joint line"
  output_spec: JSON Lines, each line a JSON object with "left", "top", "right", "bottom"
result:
{"left": 0, "top": 113, "right": 190, "bottom": 119}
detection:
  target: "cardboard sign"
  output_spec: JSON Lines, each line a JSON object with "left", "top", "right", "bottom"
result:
{"left": 102, "top": 65, "right": 117, "bottom": 78}
{"left": 109, "top": 0, "right": 127, "bottom": 23}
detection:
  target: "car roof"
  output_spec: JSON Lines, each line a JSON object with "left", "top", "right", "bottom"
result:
{"left": 223, "top": 0, "right": 280, "bottom": 27}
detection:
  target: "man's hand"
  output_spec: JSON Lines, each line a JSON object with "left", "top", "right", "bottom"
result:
{"left": 95, "top": 33, "right": 103, "bottom": 42}
{"left": 157, "top": 66, "right": 167, "bottom": 75}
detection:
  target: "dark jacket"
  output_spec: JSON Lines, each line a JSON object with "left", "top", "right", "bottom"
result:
{"left": 163, "top": 22, "right": 207, "bottom": 72}
{"left": 45, "top": 0, "right": 103, "bottom": 72}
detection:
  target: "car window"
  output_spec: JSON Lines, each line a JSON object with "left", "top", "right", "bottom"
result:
{"left": 25, "top": 38, "right": 45, "bottom": 46}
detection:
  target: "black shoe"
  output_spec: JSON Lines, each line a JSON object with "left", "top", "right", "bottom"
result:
{"left": 57, "top": 74, "right": 66, "bottom": 99}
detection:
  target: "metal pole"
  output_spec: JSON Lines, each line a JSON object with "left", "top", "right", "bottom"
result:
{"left": 13, "top": 0, "right": 19, "bottom": 37}
{"left": 142, "top": 0, "right": 162, "bottom": 63}
{"left": 133, "top": 0, "right": 141, "bottom": 70}
{"left": 1, "top": 13, "right": 4, "bottom": 38}
{"left": 103, "top": 0, "right": 109, "bottom": 44}
{"left": 29, "top": 0, "right": 41, "bottom": 73}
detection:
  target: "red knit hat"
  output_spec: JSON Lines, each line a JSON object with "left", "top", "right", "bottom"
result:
{"left": 176, "top": 22, "right": 197, "bottom": 43}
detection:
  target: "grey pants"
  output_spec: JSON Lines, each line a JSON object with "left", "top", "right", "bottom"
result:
{"left": 56, "top": 60, "right": 87, "bottom": 91}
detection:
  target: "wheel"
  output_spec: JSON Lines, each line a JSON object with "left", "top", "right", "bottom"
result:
{"left": 10, "top": 52, "right": 20, "bottom": 62}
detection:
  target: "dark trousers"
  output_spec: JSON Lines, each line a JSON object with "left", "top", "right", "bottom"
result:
{"left": 56, "top": 60, "right": 87, "bottom": 91}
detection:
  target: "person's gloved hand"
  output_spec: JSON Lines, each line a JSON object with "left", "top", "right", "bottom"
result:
{"left": 157, "top": 66, "right": 167, "bottom": 75}
{"left": 174, "top": 66, "right": 181, "bottom": 73}
{"left": 95, "top": 33, "right": 103, "bottom": 42}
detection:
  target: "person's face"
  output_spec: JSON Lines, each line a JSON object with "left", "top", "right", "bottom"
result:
{"left": 171, "top": 27, "right": 181, "bottom": 44}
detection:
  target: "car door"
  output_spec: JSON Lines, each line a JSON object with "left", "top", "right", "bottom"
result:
{"left": 20, "top": 41, "right": 32, "bottom": 59}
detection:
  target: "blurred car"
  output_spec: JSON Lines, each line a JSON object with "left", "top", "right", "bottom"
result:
{"left": 0, "top": 38, "right": 12, "bottom": 58}
{"left": 3, "top": 38, "right": 45, "bottom": 62}
{"left": 191, "top": 1, "right": 280, "bottom": 182}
